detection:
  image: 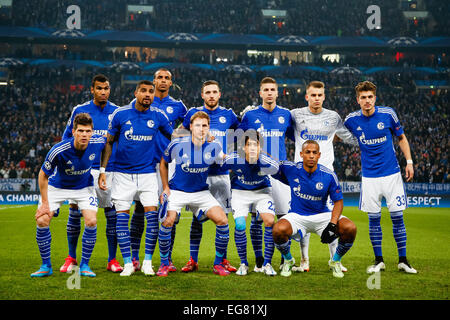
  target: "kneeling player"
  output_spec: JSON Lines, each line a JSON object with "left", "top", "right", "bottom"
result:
{"left": 31, "top": 113, "right": 104, "bottom": 278}
{"left": 158, "top": 111, "right": 230, "bottom": 276}
{"left": 221, "top": 131, "right": 279, "bottom": 276}
{"left": 272, "top": 140, "right": 357, "bottom": 278}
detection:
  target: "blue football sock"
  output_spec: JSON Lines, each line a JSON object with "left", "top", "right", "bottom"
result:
{"left": 81, "top": 225, "right": 97, "bottom": 266}
{"left": 391, "top": 211, "right": 407, "bottom": 258}
{"left": 234, "top": 216, "right": 248, "bottom": 265}
{"left": 250, "top": 216, "right": 263, "bottom": 259}
{"left": 158, "top": 225, "right": 172, "bottom": 266}
{"left": 129, "top": 207, "right": 145, "bottom": 261}
{"left": 66, "top": 208, "right": 81, "bottom": 259}
{"left": 368, "top": 212, "right": 383, "bottom": 258}
{"left": 144, "top": 211, "right": 159, "bottom": 260}
{"left": 214, "top": 224, "right": 229, "bottom": 265}
{"left": 263, "top": 226, "right": 274, "bottom": 266}
{"left": 36, "top": 226, "right": 52, "bottom": 266}
{"left": 275, "top": 240, "right": 292, "bottom": 261}
{"left": 332, "top": 240, "right": 354, "bottom": 262}
{"left": 169, "top": 223, "right": 177, "bottom": 261}
{"left": 104, "top": 208, "right": 117, "bottom": 262}
{"left": 190, "top": 217, "right": 203, "bottom": 262}
{"left": 116, "top": 212, "right": 132, "bottom": 265}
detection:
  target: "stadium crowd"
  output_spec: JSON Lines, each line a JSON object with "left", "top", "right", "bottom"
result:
{"left": 2, "top": 0, "right": 448, "bottom": 37}
{"left": 1, "top": 64, "right": 448, "bottom": 184}
{"left": 7, "top": 43, "right": 449, "bottom": 69}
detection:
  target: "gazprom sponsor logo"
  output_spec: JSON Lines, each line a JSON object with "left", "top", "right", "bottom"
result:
{"left": 258, "top": 130, "right": 284, "bottom": 137}
{"left": 94, "top": 129, "right": 108, "bottom": 136}
{"left": 124, "top": 127, "right": 153, "bottom": 141}
{"left": 237, "top": 176, "right": 266, "bottom": 185}
{"left": 293, "top": 189, "right": 322, "bottom": 201}
{"left": 300, "top": 128, "right": 328, "bottom": 141}
{"left": 181, "top": 162, "right": 209, "bottom": 174}
{"left": 210, "top": 130, "right": 226, "bottom": 137}
{"left": 65, "top": 167, "right": 91, "bottom": 175}
{"left": 359, "top": 132, "right": 387, "bottom": 145}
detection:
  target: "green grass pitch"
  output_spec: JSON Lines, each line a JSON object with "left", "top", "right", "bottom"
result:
{"left": 0, "top": 204, "right": 448, "bottom": 300}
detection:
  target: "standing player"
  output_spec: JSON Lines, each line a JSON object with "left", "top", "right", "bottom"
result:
{"left": 129, "top": 68, "right": 187, "bottom": 272}
{"left": 31, "top": 113, "right": 105, "bottom": 278}
{"left": 344, "top": 81, "right": 416, "bottom": 274}
{"left": 99, "top": 80, "right": 173, "bottom": 276}
{"left": 158, "top": 111, "right": 230, "bottom": 276}
{"left": 289, "top": 81, "right": 358, "bottom": 272}
{"left": 179, "top": 80, "right": 239, "bottom": 273}
{"left": 238, "top": 77, "right": 293, "bottom": 271}
{"left": 221, "top": 131, "right": 279, "bottom": 276}
{"left": 59, "top": 74, "right": 123, "bottom": 274}
{"left": 272, "top": 140, "right": 357, "bottom": 278}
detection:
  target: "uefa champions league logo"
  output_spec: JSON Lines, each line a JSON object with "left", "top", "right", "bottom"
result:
{"left": 167, "top": 33, "right": 199, "bottom": 41}
{"left": 52, "top": 29, "right": 85, "bottom": 38}
{"left": 277, "top": 35, "right": 308, "bottom": 44}
{"left": 387, "top": 37, "right": 418, "bottom": 46}
{"left": 44, "top": 161, "right": 51, "bottom": 170}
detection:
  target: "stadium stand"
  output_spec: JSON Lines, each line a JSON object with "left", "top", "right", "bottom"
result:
{"left": 0, "top": 1, "right": 448, "bottom": 184}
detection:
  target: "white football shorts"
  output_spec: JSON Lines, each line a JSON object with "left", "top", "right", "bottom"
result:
{"left": 269, "top": 176, "right": 291, "bottom": 216}
{"left": 360, "top": 172, "right": 407, "bottom": 213}
{"left": 207, "top": 174, "right": 232, "bottom": 213}
{"left": 47, "top": 185, "right": 98, "bottom": 213}
{"left": 112, "top": 172, "right": 159, "bottom": 211}
{"left": 91, "top": 169, "right": 113, "bottom": 208}
{"left": 281, "top": 212, "right": 346, "bottom": 242}
{"left": 69, "top": 170, "right": 113, "bottom": 208}
{"left": 231, "top": 188, "right": 275, "bottom": 221}
{"left": 167, "top": 189, "right": 222, "bottom": 222}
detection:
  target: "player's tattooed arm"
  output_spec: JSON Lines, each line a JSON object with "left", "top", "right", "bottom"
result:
{"left": 100, "top": 133, "right": 115, "bottom": 169}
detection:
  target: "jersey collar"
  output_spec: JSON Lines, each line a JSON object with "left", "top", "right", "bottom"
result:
{"left": 259, "top": 104, "right": 278, "bottom": 113}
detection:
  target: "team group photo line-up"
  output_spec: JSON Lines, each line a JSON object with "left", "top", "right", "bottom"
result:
{"left": 31, "top": 69, "right": 417, "bottom": 279}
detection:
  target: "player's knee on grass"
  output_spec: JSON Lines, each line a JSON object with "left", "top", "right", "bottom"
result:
{"left": 337, "top": 218, "right": 357, "bottom": 242}
{"left": 272, "top": 220, "right": 292, "bottom": 243}
{"left": 234, "top": 216, "right": 247, "bottom": 231}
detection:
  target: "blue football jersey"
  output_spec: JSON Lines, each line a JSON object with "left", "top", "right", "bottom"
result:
{"left": 221, "top": 152, "right": 279, "bottom": 190}
{"left": 183, "top": 105, "right": 239, "bottom": 176}
{"left": 42, "top": 135, "right": 106, "bottom": 189}
{"left": 62, "top": 100, "right": 119, "bottom": 171}
{"left": 344, "top": 106, "right": 404, "bottom": 178}
{"left": 108, "top": 100, "right": 173, "bottom": 174}
{"left": 273, "top": 161, "right": 343, "bottom": 216}
{"left": 238, "top": 105, "right": 292, "bottom": 161}
{"left": 163, "top": 136, "right": 224, "bottom": 192}
{"left": 152, "top": 95, "right": 187, "bottom": 164}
